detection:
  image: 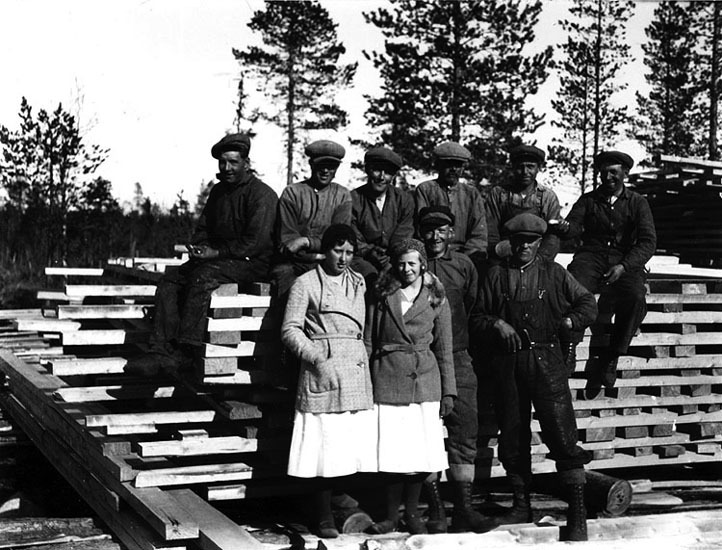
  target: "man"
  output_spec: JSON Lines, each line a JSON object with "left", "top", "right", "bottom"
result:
{"left": 473, "top": 213, "right": 597, "bottom": 541}
{"left": 350, "top": 146, "right": 413, "bottom": 282}
{"left": 558, "top": 150, "right": 657, "bottom": 388}
{"left": 486, "top": 144, "right": 563, "bottom": 262}
{"left": 127, "top": 133, "right": 278, "bottom": 374}
{"left": 414, "top": 142, "right": 487, "bottom": 271}
{"left": 271, "top": 139, "right": 352, "bottom": 300}
{"left": 418, "top": 205, "right": 491, "bottom": 534}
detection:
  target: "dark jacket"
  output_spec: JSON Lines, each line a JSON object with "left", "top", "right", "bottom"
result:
{"left": 365, "top": 272, "right": 457, "bottom": 405}
{"left": 192, "top": 173, "right": 278, "bottom": 264}
{"left": 426, "top": 249, "right": 478, "bottom": 353}
{"left": 351, "top": 184, "right": 414, "bottom": 260}
{"left": 565, "top": 186, "right": 656, "bottom": 272}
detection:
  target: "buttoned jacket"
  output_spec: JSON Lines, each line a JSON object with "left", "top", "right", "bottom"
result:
{"left": 351, "top": 184, "right": 414, "bottom": 259}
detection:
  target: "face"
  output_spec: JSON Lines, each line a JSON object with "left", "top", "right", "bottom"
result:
{"left": 311, "top": 160, "right": 340, "bottom": 187}
{"left": 437, "top": 159, "right": 465, "bottom": 187}
{"left": 422, "top": 224, "right": 452, "bottom": 259}
{"left": 598, "top": 163, "right": 627, "bottom": 196}
{"left": 510, "top": 234, "right": 542, "bottom": 265}
{"left": 365, "top": 162, "right": 397, "bottom": 195}
{"left": 322, "top": 240, "right": 354, "bottom": 276}
{"left": 511, "top": 160, "right": 540, "bottom": 188}
{"left": 395, "top": 251, "right": 423, "bottom": 286}
{"left": 218, "top": 151, "right": 248, "bottom": 185}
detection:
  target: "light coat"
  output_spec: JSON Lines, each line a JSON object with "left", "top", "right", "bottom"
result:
{"left": 281, "top": 265, "right": 374, "bottom": 414}
{"left": 365, "top": 272, "right": 457, "bottom": 405}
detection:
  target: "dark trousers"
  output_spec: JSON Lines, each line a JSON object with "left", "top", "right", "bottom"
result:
{"left": 492, "top": 347, "right": 591, "bottom": 479}
{"left": 151, "top": 258, "right": 267, "bottom": 351}
{"left": 444, "top": 350, "right": 478, "bottom": 481}
{"left": 567, "top": 251, "right": 647, "bottom": 355}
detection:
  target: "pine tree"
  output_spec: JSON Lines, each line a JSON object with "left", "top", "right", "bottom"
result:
{"left": 233, "top": 1, "right": 356, "bottom": 186}
{"left": 363, "top": 0, "right": 551, "bottom": 181}
{"left": 634, "top": 1, "right": 697, "bottom": 159}
{"left": 551, "top": 0, "right": 634, "bottom": 192}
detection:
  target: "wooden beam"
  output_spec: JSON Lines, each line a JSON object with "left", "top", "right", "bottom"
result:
{"left": 64, "top": 285, "right": 157, "bottom": 298}
{"left": 54, "top": 385, "right": 178, "bottom": 403}
{"left": 86, "top": 410, "right": 217, "bottom": 428}
{"left": 57, "top": 305, "right": 151, "bottom": 320}
{"left": 209, "top": 295, "right": 271, "bottom": 309}
{"left": 45, "top": 267, "right": 105, "bottom": 276}
{"left": 49, "top": 357, "right": 128, "bottom": 376}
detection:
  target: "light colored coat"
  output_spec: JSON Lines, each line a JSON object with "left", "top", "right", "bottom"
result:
{"left": 365, "top": 272, "right": 457, "bottom": 405}
{"left": 281, "top": 265, "right": 374, "bottom": 414}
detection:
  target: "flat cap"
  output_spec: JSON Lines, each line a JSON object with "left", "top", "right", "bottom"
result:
{"left": 365, "top": 146, "right": 403, "bottom": 170}
{"left": 418, "top": 205, "right": 455, "bottom": 229}
{"left": 305, "top": 140, "right": 345, "bottom": 164}
{"left": 211, "top": 133, "right": 251, "bottom": 159}
{"left": 509, "top": 144, "right": 546, "bottom": 164}
{"left": 503, "top": 213, "right": 547, "bottom": 237}
{"left": 594, "top": 150, "right": 634, "bottom": 170}
{"left": 433, "top": 141, "right": 471, "bottom": 162}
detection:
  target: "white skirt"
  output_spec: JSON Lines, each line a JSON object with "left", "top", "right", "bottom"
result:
{"left": 287, "top": 408, "right": 379, "bottom": 478}
{"left": 377, "top": 402, "right": 449, "bottom": 473}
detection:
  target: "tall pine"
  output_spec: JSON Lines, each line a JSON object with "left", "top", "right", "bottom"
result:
{"left": 551, "top": 0, "right": 634, "bottom": 192}
{"left": 634, "top": 1, "right": 697, "bottom": 159}
{"left": 364, "top": 0, "right": 551, "bottom": 182}
{"left": 233, "top": 1, "right": 356, "bottom": 185}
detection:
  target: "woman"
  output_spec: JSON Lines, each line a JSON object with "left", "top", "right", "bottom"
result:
{"left": 365, "top": 238, "right": 456, "bottom": 534}
{"left": 281, "top": 224, "right": 377, "bottom": 539}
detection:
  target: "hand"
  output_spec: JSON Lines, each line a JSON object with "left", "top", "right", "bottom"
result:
{"left": 603, "top": 264, "right": 625, "bottom": 285}
{"left": 551, "top": 219, "right": 570, "bottom": 234}
{"left": 561, "top": 317, "right": 573, "bottom": 330}
{"left": 187, "top": 244, "right": 219, "bottom": 259}
{"left": 494, "top": 239, "right": 512, "bottom": 259}
{"left": 494, "top": 319, "right": 522, "bottom": 353}
{"left": 285, "top": 237, "right": 310, "bottom": 255}
{"left": 440, "top": 395, "right": 454, "bottom": 417}
{"left": 368, "top": 247, "right": 389, "bottom": 269}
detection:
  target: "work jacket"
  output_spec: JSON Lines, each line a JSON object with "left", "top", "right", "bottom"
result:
{"left": 351, "top": 184, "right": 414, "bottom": 260}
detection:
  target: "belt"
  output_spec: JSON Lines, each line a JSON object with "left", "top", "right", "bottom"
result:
{"left": 378, "top": 343, "right": 430, "bottom": 353}
{"left": 309, "top": 332, "right": 363, "bottom": 341}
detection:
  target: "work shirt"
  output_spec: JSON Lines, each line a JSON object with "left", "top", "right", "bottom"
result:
{"left": 565, "top": 186, "right": 656, "bottom": 272}
{"left": 415, "top": 179, "right": 487, "bottom": 257}
{"left": 485, "top": 183, "right": 562, "bottom": 260}
{"left": 351, "top": 184, "right": 414, "bottom": 260}
{"left": 426, "top": 249, "right": 478, "bottom": 353}
{"left": 276, "top": 179, "right": 352, "bottom": 253}
{"left": 192, "top": 173, "right": 278, "bottom": 264}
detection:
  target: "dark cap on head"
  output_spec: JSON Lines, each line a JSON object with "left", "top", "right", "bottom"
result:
{"left": 305, "top": 140, "right": 345, "bottom": 165}
{"left": 389, "top": 238, "right": 428, "bottom": 270}
{"left": 211, "top": 133, "right": 251, "bottom": 159}
{"left": 365, "top": 146, "right": 403, "bottom": 170}
{"left": 594, "top": 150, "right": 634, "bottom": 170}
{"left": 418, "top": 205, "right": 455, "bottom": 230}
{"left": 433, "top": 141, "right": 471, "bottom": 162}
{"left": 503, "top": 213, "right": 547, "bottom": 237}
{"left": 509, "top": 144, "right": 546, "bottom": 165}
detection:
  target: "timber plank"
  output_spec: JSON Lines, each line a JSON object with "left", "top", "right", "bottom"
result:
{"left": 62, "top": 330, "right": 149, "bottom": 346}
{"left": 209, "top": 295, "right": 271, "bottom": 309}
{"left": 58, "top": 305, "right": 150, "bottom": 320}
{"left": 86, "top": 410, "right": 217, "bottom": 428}
{"left": 65, "top": 285, "right": 157, "bottom": 298}
{"left": 134, "top": 462, "right": 255, "bottom": 488}
{"left": 49, "top": 357, "right": 129, "bottom": 376}
{"left": 54, "top": 385, "right": 179, "bottom": 403}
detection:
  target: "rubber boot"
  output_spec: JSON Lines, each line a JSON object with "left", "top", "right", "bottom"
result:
{"left": 451, "top": 482, "right": 494, "bottom": 533}
{"left": 562, "top": 483, "right": 587, "bottom": 541}
{"left": 496, "top": 474, "right": 532, "bottom": 525}
{"left": 423, "top": 479, "right": 447, "bottom": 533}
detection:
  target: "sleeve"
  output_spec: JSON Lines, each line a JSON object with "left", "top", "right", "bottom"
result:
{"left": 463, "top": 188, "right": 488, "bottom": 256}
{"left": 219, "top": 185, "right": 278, "bottom": 260}
{"left": 276, "top": 187, "right": 303, "bottom": 252}
{"left": 431, "top": 299, "right": 457, "bottom": 398}
{"left": 561, "top": 268, "right": 598, "bottom": 331}
{"left": 413, "top": 184, "right": 431, "bottom": 238}
{"left": 564, "top": 194, "right": 588, "bottom": 241}
{"left": 391, "top": 190, "right": 415, "bottom": 245}
{"left": 308, "top": 188, "right": 352, "bottom": 252}
{"left": 463, "top": 259, "right": 479, "bottom": 318}
{"left": 470, "top": 268, "right": 504, "bottom": 337}
{"left": 190, "top": 189, "right": 214, "bottom": 246}
{"left": 280, "top": 279, "right": 325, "bottom": 365}
{"left": 484, "top": 187, "right": 502, "bottom": 257}
{"left": 538, "top": 189, "right": 562, "bottom": 261}
{"left": 363, "top": 299, "right": 376, "bottom": 360}
{"left": 351, "top": 192, "right": 373, "bottom": 258}
{"left": 620, "top": 195, "right": 657, "bottom": 272}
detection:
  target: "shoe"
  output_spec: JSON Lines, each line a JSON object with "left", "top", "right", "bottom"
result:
{"left": 495, "top": 474, "right": 532, "bottom": 526}
{"left": 423, "top": 479, "right": 447, "bottom": 533}
{"left": 560, "top": 483, "right": 587, "bottom": 541}
{"left": 451, "top": 481, "right": 495, "bottom": 533}
{"left": 403, "top": 511, "right": 427, "bottom": 534}
{"left": 367, "top": 519, "right": 396, "bottom": 534}
{"left": 317, "top": 519, "right": 339, "bottom": 539}
{"left": 600, "top": 355, "right": 619, "bottom": 388}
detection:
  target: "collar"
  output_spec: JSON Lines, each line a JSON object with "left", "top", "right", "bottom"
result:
{"left": 359, "top": 183, "right": 392, "bottom": 200}
{"left": 594, "top": 185, "right": 629, "bottom": 202}
{"left": 428, "top": 247, "right": 454, "bottom": 262}
{"left": 508, "top": 255, "right": 539, "bottom": 270}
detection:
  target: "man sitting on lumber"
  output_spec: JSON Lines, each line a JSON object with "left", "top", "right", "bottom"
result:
{"left": 126, "top": 133, "right": 278, "bottom": 375}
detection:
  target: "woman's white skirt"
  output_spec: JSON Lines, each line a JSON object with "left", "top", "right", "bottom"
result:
{"left": 287, "top": 408, "right": 379, "bottom": 478}
{"left": 376, "top": 401, "right": 448, "bottom": 473}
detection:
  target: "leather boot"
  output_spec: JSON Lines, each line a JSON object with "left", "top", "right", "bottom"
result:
{"left": 451, "top": 482, "right": 494, "bottom": 533}
{"left": 496, "top": 474, "right": 532, "bottom": 525}
{"left": 423, "top": 479, "right": 447, "bottom": 533}
{"left": 562, "top": 482, "right": 587, "bottom": 541}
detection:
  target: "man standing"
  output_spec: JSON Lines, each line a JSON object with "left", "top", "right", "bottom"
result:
{"left": 271, "top": 139, "right": 352, "bottom": 300}
{"left": 414, "top": 142, "right": 487, "bottom": 271}
{"left": 485, "top": 145, "right": 563, "bottom": 262}
{"left": 558, "top": 151, "right": 657, "bottom": 388}
{"left": 419, "top": 205, "right": 491, "bottom": 534}
{"left": 350, "top": 146, "right": 414, "bottom": 281}
{"left": 474, "top": 213, "right": 597, "bottom": 541}
{"left": 127, "top": 133, "right": 278, "bottom": 374}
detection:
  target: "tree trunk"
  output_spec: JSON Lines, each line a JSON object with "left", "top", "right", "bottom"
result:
{"left": 592, "top": 0, "right": 603, "bottom": 187}
{"left": 582, "top": 63, "right": 590, "bottom": 192}
{"left": 450, "top": 2, "right": 462, "bottom": 142}
{"left": 709, "top": 1, "right": 720, "bottom": 160}
{"left": 286, "top": 53, "right": 296, "bottom": 187}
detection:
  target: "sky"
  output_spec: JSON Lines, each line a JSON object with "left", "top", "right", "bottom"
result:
{"left": 0, "top": 0, "right": 656, "bottom": 208}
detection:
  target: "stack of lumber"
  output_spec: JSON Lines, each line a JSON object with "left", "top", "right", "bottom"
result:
{"left": 629, "top": 154, "right": 722, "bottom": 268}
